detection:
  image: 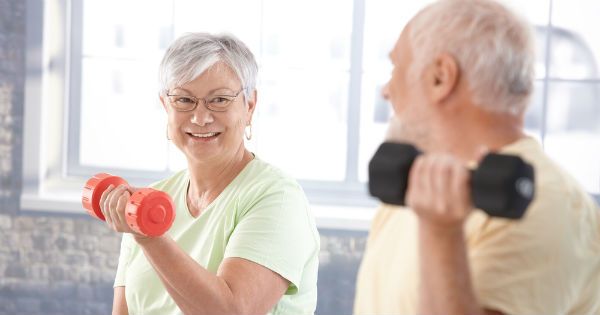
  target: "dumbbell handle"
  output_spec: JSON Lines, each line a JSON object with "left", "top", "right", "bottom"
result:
{"left": 82, "top": 173, "right": 175, "bottom": 236}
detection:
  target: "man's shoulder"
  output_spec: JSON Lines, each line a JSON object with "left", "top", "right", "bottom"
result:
{"left": 502, "top": 136, "right": 587, "bottom": 199}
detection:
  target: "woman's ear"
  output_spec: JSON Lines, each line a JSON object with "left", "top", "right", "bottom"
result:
{"left": 246, "top": 89, "right": 258, "bottom": 118}
{"left": 159, "top": 94, "right": 168, "bottom": 112}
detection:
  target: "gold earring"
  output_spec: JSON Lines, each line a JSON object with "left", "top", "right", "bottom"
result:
{"left": 245, "top": 122, "right": 252, "bottom": 141}
{"left": 166, "top": 124, "right": 171, "bottom": 140}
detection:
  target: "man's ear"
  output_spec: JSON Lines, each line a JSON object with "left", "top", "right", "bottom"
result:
{"left": 427, "top": 53, "right": 459, "bottom": 105}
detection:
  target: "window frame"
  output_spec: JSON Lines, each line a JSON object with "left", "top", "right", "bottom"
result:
{"left": 21, "top": 0, "right": 600, "bottom": 225}
{"left": 21, "top": 0, "right": 379, "bottom": 230}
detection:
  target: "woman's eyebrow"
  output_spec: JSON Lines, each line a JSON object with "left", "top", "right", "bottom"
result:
{"left": 171, "top": 87, "right": 236, "bottom": 95}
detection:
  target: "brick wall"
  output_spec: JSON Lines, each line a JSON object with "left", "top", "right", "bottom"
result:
{"left": 0, "top": 1, "right": 368, "bottom": 314}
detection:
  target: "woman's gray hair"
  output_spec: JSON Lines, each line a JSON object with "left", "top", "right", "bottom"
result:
{"left": 158, "top": 32, "right": 258, "bottom": 101}
{"left": 408, "top": 0, "right": 535, "bottom": 115}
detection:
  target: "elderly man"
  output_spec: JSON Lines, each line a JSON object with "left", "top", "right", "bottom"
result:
{"left": 354, "top": 0, "right": 600, "bottom": 314}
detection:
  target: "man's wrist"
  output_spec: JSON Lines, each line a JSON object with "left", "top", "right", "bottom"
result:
{"left": 418, "top": 219, "right": 465, "bottom": 239}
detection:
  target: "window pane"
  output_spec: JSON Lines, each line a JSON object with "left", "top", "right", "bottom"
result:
{"left": 261, "top": 0, "right": 352, "bottom": 70}
{"left": 494, "top": 0, "right": 550, "bottom": 79}
{"left": 357, "top": 72, "right": 388, "bottom": 183}
{"left": 79, "top": 58, "right": 167, "bottom": 170}
{"left": 544, "top": 82, "right": 600, "bottom": 194}
{"left": 362, "top": 0, "right": 435, "bottom": 73}
{"left": 359, "top": 0, "right": 435, "bottom": 183}
{"left": 361, "top": 0, "right": 549, "bottom": 78}
{"left": 173, "top": 0, "right": 262, "bottom": 53}
{"left": 82, "top": 0, "right": 174, "bottom": 56}
{"left": 524, "top": 81, "right": 545, "bottom": 142}
{"left": 256, "top": 69, "right": 349, "bottom": 181}
{"left": 252, "top": 0, "right": 353, "bottom": 181}
{"left": 80, "top": 0, "right": 170, "bottom": 171}
{"left": 78, "top": 0, "right": 352, "bottom": 182}
{"left": 550, "top": 0, "right": 600, "bottom": 79}
{"left": 359, "top": 0, "right": 550, "bottom": 182}
{"left": 502, "top": 0, "right": 550, "bottom": 26}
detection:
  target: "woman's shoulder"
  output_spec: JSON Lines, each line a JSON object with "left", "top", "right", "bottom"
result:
{"left": 148, "top": 169, "right": 188, "bottom": 194}
{"left": 242, "top": 156, "right": 301, "bottom": 190}
{"left": 228, "top": 157, "right": 308, "bottom": 208}
{"left": 235, "top": 157, "right": 312, "bottom": 216}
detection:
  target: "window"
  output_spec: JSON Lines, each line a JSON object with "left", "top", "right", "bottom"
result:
{"left": 542, "top": 0, "right": 600, "bottom": 194}
{"left": 22, "top": 0, "right": 599, "bottom": 218}
{"left": 358, "top": 0, "right": 600, "bottom": 194}
{"left": 72, "top": 0, "right": 359, "bottom": 204}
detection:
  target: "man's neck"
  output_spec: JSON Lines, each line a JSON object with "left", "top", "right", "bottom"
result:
{"left": 427, "top": 111, "right": 525, "bottom": 163}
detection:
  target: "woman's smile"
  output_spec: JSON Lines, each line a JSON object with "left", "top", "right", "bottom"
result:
{"left": 185, "top": 131, "right": 222, "bottom": 143}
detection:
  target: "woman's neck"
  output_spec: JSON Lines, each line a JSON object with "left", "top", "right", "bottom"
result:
{"left": 186, "top": 146, "right": 254, "bottom": 217}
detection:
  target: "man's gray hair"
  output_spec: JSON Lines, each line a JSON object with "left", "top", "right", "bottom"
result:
{"left": 408, "top": 0, "right": 535, "bottom": 115}
{"left": 158, "top": 32, "right": 258, "bottom": 101}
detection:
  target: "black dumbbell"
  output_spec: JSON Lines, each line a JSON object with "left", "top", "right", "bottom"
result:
{"left": 368, "top": 142, "right": 535, "bottom": 219}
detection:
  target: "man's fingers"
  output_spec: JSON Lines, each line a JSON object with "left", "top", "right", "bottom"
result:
{"left": 474, "top": 145, "right": 490, "bottom": 163}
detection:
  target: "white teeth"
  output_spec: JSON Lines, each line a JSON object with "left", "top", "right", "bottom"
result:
{"left": 190, "top": 132, "right": 218, "bottom": 138}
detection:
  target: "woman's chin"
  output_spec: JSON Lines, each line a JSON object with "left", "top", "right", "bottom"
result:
{"left": 183, "top": 146, "right": 224, "bottom": 164}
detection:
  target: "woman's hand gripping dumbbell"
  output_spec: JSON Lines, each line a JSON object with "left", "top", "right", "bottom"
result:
{"left": 368, "top": 142, "right": 535, "bottom": 219}
{"left": 82, "top": 173, "right": 176, "bottom": 237}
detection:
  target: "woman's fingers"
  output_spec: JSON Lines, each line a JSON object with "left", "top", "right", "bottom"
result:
{"left": 100, "top": 184, "right": 115, "bottom": 225}
{"left": 104, "top": 185, "right": 129, "bottom": 231}
{"left": 115, "top": 191, "right": 132, "bottom": 232}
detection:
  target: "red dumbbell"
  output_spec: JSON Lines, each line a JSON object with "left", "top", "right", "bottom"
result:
{"left": 82, "top": 173, "right": 175, "bottom": 237}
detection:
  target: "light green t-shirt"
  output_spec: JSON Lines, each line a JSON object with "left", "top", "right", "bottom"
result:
{"left": 114, "top": 157, "right": 320, "bottom": 315}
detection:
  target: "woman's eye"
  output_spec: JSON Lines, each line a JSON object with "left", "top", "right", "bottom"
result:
{"left": 210, "top": 97, "right": 229, "bottom": 104}
{"left": 177, "top": 97, "right": 194, "bottom": 103}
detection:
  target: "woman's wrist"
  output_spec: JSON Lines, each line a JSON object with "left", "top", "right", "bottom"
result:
{"left": 133, "top": 233, "right": 161, "bottom": 246}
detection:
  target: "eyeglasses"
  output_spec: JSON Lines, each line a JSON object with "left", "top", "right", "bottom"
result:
{"left": 166, "top": 88, "right": 245, "bottom": 112}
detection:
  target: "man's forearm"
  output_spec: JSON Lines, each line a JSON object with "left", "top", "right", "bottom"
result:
{"left": 418, "top": 222, "right": 483, "bottom": 315}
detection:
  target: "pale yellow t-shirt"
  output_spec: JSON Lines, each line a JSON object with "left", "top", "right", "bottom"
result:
{"left": 114, "top": 157, "right": 320, "bottom": 315}
{"left": 354, "top": 137, "right": 600, "bottom": 314}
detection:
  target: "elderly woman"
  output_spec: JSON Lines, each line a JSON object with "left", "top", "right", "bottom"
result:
{"left": 99, "top": 33, "right": 319, "bottom": 315}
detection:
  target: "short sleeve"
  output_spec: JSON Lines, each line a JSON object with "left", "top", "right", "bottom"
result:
{"left": 114, "top": 233, "right": 134, "bottom": 287}
{"left": 467, "top": 193, "right": 583, "bottom": 314}
{"left": 224, "top": 179, "right": 318, "bottom": 295}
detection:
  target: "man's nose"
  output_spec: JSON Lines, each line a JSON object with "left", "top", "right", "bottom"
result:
{"left": 381, "top": 82, "right": 390, "bottom": 101}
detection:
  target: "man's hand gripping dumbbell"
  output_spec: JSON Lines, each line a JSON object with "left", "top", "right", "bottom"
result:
{"left": 369, "top": 142, "right": 535, "bottom": 219}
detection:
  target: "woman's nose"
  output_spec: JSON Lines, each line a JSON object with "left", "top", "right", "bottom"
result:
{"left": 190, "top": 105, "right": 215, "bottom": 126}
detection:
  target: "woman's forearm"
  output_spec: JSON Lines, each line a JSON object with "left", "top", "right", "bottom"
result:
{"left": 136, "top": 236, "right": 239, "bottom": 315}
{"left": 112, "top": 287, "right": 129, "bottom": 315}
